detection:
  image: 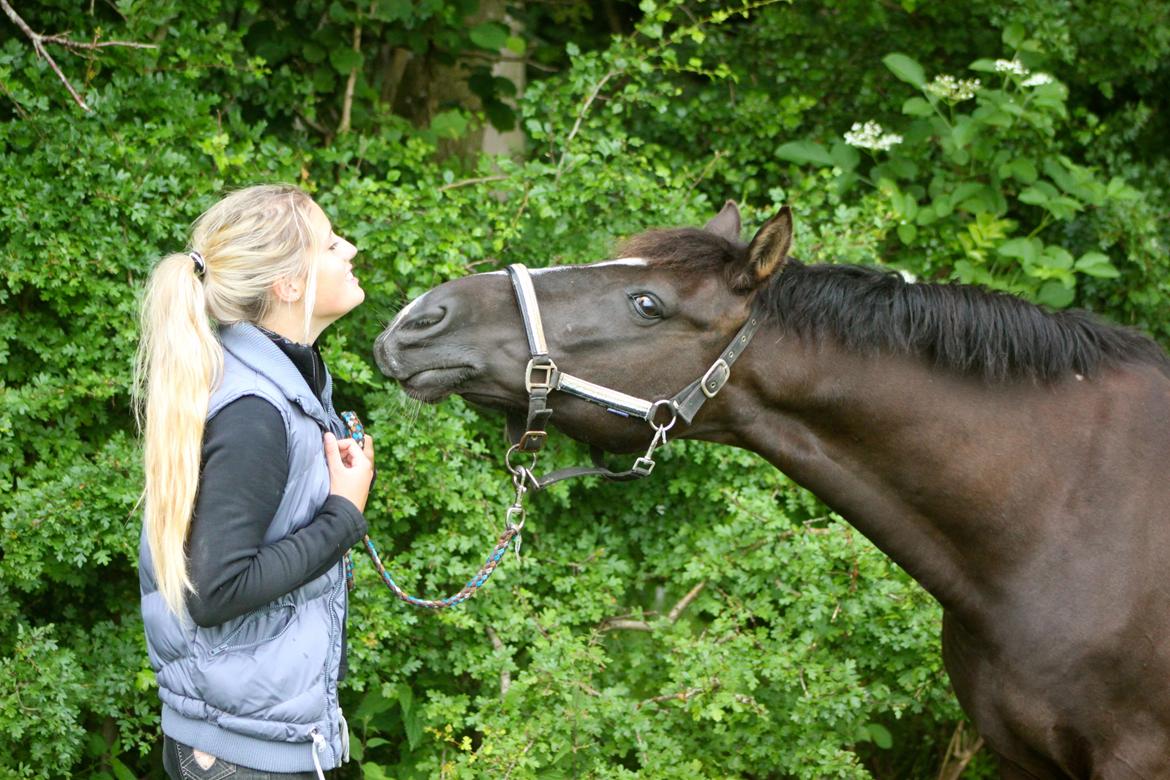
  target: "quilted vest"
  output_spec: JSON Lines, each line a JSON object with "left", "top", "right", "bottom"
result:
{"left": 139, "top": 322, "right": 351, "bottom": 772}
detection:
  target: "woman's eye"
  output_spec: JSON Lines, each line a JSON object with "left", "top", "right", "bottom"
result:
{"left": 630, "top": 293, "right": 663, "bottom": 319}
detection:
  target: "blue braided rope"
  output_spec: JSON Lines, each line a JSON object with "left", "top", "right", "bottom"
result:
{"left": 339, "top": 410, "right": 515, "bottom": 609}
{"left": 362, "top": 531, "right": 516, "bottom": 609}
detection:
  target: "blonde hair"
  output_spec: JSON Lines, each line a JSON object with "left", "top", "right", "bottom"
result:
{"left": 133, "top": 184, "right": 325, "bottom": 616}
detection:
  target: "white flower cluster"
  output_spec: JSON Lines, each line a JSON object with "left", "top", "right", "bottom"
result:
{"left": 843, "top": 121, "right": 903, "bottom": 151}
{"left": 1022, "top": 72, "right": 1054, "bottom": 87}
{"left": 994, "top": 58, "right": 1029, "bottom": 76}
{"left": 926, "top": 74, "right": 981, "bottom": 102}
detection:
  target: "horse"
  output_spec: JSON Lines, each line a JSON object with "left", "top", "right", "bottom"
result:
{"left": 373, "top": 201, "right": 1170, "bottom": 778}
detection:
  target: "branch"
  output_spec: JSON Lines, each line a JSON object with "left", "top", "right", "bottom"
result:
{"left": 683, "top": 149, "right": 726, "bottom": 200}
{"left": 338, "top": 4, "right": 372, "bottom": 135}
{"left": 602, "top": 581, "right": 706, "bottom": 632}
{"left": 501, "top": 739, "right": 535, "bottom": 780}
{"left": 485, "top": 626, "right": 511, "bottom": 696}
{"left": 1, "top": 0, "right": 157, "bottom": 112}
{"left": 667, "top": 581, "right": 706, "bottom": 622}
{"left": 636, "top": 679, "right": 719, "bottom": 710}
{"left": 2, "top": 0, "right": 86, "bottom": 110}
{"left": 555, "top": 70, "right": 615, "bottom": 181}
{"left": 40, "top": 34, "right": 156, "bottom": 51}
{"left": 438, "top": 174, "right": 509, "bottom": 192}
{"left": 458, "top": 49, "right": 559, "bottom": 74}
{"left": 936, "top": 721, "right": 985, "bottom": 780}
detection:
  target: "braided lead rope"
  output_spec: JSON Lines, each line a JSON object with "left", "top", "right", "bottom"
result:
{"left": 340, "top": 410, "right": 526, "bottom": 609}
{"left": 361, "top": 529, "right": 517, "bottom": 609}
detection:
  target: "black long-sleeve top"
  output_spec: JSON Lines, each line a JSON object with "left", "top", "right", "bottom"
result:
{"left": 185, "top": 332, "right": 367, "bottom": 675}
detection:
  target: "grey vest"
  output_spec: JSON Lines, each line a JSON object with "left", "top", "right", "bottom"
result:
{"left": 139, "top": 323, "right": 351, "bottom": 772}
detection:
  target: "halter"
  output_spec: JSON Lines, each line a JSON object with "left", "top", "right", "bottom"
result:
{"left": 504, "top": 262, "right": 762, "bottom": 489}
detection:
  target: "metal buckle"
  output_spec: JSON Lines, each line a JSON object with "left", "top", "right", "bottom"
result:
{"left": 700, "top": 359, "right": 730, "bottom": 398}
{"left": 632, "top": 456, "right": 656, "bottom": 476}
{"left": 518, "top": 430, "right": 547, "bottom": 452}
{"left": 525, "top": 358, "right": 557, "bottom": 392}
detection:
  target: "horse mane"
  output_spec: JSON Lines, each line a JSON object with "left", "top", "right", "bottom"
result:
{"left": 761, "top": 261, "right": 1170, "bottom": 383}
{"left": 619, "top": 227, "right": 1170, "bottom": 383}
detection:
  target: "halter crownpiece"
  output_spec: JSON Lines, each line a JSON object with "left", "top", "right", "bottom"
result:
{"left": 505, "top": 262, "right": 762, "bottom": 486}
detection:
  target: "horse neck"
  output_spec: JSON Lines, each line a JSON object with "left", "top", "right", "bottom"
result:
{"left": 706, "top": 332, "right": 1077, "bottom": 626}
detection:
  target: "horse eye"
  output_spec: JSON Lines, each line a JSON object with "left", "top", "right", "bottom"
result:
{"left": 630, "top": 293, "right": 663, "bottom": 319}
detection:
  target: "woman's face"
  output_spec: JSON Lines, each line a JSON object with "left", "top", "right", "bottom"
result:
{"left": 307, "top": 202, "right": 364, "bottom": 334}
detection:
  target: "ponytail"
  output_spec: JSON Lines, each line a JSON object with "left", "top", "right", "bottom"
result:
{"left": 134, "top": 185, "right": 323, "bottom": 616}
{"left": 133, "top": 254, "right": 221, "bottom": 617}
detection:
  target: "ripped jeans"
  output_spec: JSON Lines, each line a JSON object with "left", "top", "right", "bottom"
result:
{"left": 162, "top": 736, "right": 333, "bottom": 780}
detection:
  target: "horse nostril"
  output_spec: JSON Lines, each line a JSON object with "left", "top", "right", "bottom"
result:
{"left": 404, "top": 305, "right": 448, "bottom": 333}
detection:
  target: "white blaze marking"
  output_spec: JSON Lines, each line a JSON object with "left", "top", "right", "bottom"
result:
{"left": 389, "top": 293, "right": 426, "bottom": 329}
{"left": 479, "top": 257, "right": 648, "bottom": 277}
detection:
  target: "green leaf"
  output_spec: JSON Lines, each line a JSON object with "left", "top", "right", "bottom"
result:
{"left": 356, "top": 686, "right": 395, "bottom": 721}
{"left": 969, "top": 58, "right": 1000, "bottom": 73}
{"left": 951, "top": 117, "right": 978, "bottom": 148}
{"left": 397, "top": 684, "right": 414, "bottom": 717}
{"left": 505, "top": 35, "right": 526, "bottom": 55}
{"left": 915, "top": 203, "right": 939, "bottom": 226}
{"left": 775, "top": 141, "right": 834, "bottom": 167}
{"left": 867, "top": 723, "right": 894, "bottom": 749}
{"left": 1037, "top": 280, "right": 1076, "bottom": 308}
{"left": 109, "top": 758, "right": 136, "bottom": 780}
{"left": 897, "top": 223, "right": 917, "bottom": 244}
{"left": 902, "top": 97, "right": 934, "bottom": 117}
{"left": 1002, "top": 23, "right": 1026, "bottom": 49}
{"left": 469, "top": 21, "right": 509, "bottom": 50}
{"left": 429, "top": 109, "right": 468, "bottom": 139}
{"left": 1019, "top": 182, "right": 1057, "bottom": 207}
{"left": 373, "top": 0, "right": 413, "bottom": 21}
{"left": 302, "top": 43, "right": 327, "bottom": 64}
{"left": 330, "top": 47, "right": 363, "bottom": 74}
{"left": 1003, "top": 158, "right": 1038, "bottom": 184}
{"left": 829, "top": 141, "right": 861, "bottom": 172}
{"left": 1075, "top": 252, "right": 1121, "bottom": 279}
{"left": 882, "top": 53, "right": 926, "bottom": 88}
{"left": 403, "top": 709, "right": 424, "bottom": 750}
{"left": 363, "top": 763, "right": 390, "bottom": 780}
{"left": 998, "top": 237, "right": 1040, "bottom": 264}
{"left": 1040, "top": 245, "right": 1074, "bottom": 271}
{"left": 87, "top": 732, "right": 109, "bottom": 758}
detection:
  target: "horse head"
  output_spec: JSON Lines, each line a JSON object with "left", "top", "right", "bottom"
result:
{"left": 374, "top": 202, "right": 793, "bottom": 453}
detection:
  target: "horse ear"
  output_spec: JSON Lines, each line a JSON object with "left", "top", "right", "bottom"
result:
{"left": 739, "top": 206, "right": 793, "bottom": 288}
{"left": 703, "top": 200, "right": 742, "bottom": 243}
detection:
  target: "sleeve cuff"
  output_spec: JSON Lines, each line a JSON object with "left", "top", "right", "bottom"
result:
{"left": 322, "top": 494, "right": 368, "bottom": 545}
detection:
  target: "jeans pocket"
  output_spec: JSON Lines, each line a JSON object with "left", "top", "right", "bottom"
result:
{"left": 176, "top": 743, "right": 238, "bottom": 780}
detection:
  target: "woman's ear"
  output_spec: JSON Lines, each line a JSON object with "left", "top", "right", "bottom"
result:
{"left": 729, "top": 206, "right": 794, "bottom": 291}
{"left": 272, "top": 277, "right": 304, "bottom": 303}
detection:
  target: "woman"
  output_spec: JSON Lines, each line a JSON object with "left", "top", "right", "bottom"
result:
{"left": 134, "top": 184, "right": 374, "bottom": 779}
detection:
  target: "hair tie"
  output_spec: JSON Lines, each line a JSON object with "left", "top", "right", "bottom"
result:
{"left": 189, "top": 250, "right": 206, "bottom": 276}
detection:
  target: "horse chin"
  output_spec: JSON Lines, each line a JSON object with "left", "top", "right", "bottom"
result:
{"left": 399, "top": 366, "right": 477, "bottom": 403}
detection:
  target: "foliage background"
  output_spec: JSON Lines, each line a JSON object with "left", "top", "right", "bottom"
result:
{"left": 2, "top": 0, "right": 1168, "bottom": 777}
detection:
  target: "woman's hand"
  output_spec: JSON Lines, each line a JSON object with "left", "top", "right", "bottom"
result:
{"left": 324, "top": 431, "right": 375, "bottom": 513}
